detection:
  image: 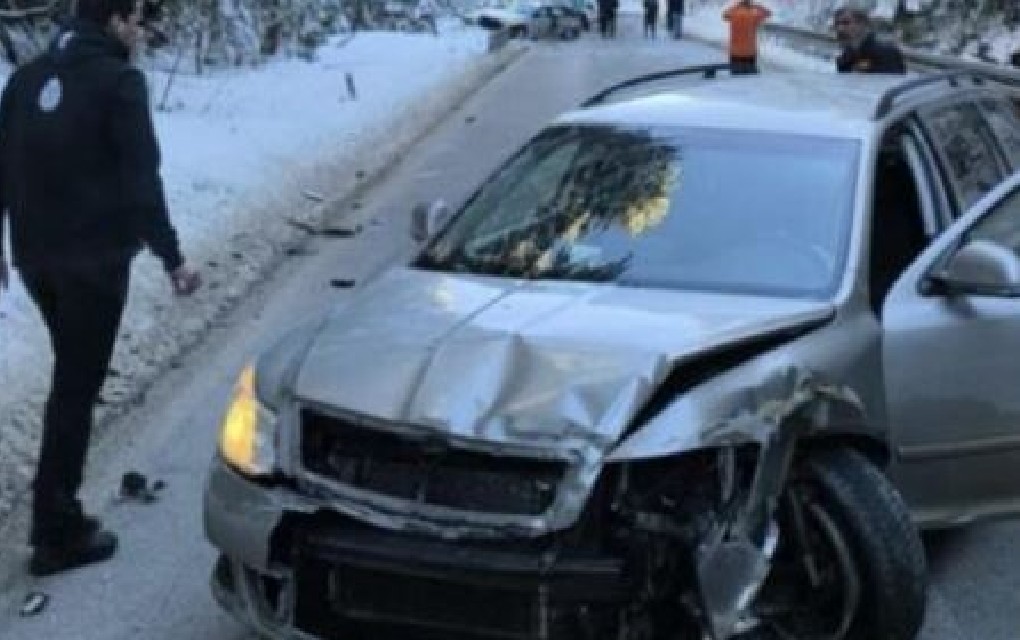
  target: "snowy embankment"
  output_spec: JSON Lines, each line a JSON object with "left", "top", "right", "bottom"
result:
{"left": 0, "top": 22, "right": 520, "bottom": 522}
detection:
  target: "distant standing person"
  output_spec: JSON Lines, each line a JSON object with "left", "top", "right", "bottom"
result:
{"left": 722, "top": 0, "right": 771, "bottom": 74}
{"left": 598, "top": 0, "right": 612, "bottom": 37}
{"left": 598, "top": 0, "right": 617, "bottom": 38}
{"left": 0, "top": 0, "right": 200, "bottom": 576}
{"left": 666, "top": 0, "right": 684, "bottom": 38}
{"left": 643, "top": 0, "right": 658, "bottom": 38}
{"left": 834, "top": 7, "right": 906, "bottom": 73}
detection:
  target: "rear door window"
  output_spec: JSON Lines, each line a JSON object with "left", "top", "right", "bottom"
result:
{"left": 920, "top": 101, "right": 1005, "bottom": 214}
{"left": 979, "top": 97, "right": 1020, "bottom": 170}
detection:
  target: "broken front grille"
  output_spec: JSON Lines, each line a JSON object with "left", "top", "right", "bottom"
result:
{"left": 300, "top": 410, "right": 565, "bottom": 516}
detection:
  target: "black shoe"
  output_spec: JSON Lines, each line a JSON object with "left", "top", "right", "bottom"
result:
{"left": 29, "top": 529, "right": 118, "bottom": 577}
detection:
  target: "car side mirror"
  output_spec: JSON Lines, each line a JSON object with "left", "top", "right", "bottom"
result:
{"left": 411, "top": 199, "right": 451, "bottom": 244}
{"left": 925, "top": 239, "right": 1020, "bottom": 297}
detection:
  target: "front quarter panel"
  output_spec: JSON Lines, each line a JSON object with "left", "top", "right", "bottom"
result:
{"left": 607, "top": 313, "right": 885, "bottom": 462}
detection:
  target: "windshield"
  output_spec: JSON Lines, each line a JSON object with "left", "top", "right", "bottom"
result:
{"left": 418, "top": 124, "right": 860, "bottom": 298}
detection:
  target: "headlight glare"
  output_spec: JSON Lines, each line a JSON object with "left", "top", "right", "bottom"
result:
{"left": 219, "top": 364, "right": 277, "bottom": 477}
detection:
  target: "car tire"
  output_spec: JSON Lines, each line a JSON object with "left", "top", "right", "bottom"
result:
{"left": 754, "top": 448, "right": 927, "bottom": 640}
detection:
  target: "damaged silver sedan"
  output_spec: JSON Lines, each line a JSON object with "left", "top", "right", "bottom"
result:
{"left": 204, "top": 65, "right": 1020, "bottom": 639}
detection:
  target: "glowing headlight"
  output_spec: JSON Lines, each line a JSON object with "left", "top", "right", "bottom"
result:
{"left": 219, "top": 364, "right": 277, "bottom": 477}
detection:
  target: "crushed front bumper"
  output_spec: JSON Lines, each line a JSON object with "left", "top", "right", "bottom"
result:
{"left": 204, "top": 457, "right": 627, "bottom": 639}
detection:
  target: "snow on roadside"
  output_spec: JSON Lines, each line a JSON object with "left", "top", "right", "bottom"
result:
{"left": 0, "top": 23, "right": 511, "bottom": 521}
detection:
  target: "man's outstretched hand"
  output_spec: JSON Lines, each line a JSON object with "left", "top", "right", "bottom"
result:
{"left": 170, "top": 263, "right": 201, "bottom": 296}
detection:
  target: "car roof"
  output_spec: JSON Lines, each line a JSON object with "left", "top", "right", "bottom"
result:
{"left": 554, "top": 71, "right": 930, "bottom": 139}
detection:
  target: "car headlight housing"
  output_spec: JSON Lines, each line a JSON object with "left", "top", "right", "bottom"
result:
{"left": 219, "top": 364, "right": 277, "bottom": 477}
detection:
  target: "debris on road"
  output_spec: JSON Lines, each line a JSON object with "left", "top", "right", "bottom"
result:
{"left": 118, "top": 471, "right": 165, "bottom": 504}
{"left": 285, "top": 217, "right": 320, "bottom": 234}
{"left": 329, "top": 278, "right": 356, "bottom": 288}
{"left": 19, "top": 592, "right": 48, "bottom": 617}
{"left": 285, "top": 217, "right": 362, "bottom": 238}
{"left": 320, "top": 224, "right": 362, "bottom": 238}
{"left": 345, "top": 72, "right": 357, "bottom": 101}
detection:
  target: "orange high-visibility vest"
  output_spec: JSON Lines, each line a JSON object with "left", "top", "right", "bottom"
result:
{"left": 723, "top": 3, "right": 771, "bottom": 57}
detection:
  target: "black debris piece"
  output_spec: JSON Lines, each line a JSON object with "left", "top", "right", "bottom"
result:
{"left": 345, "top": 72, "right": 357, "bottom": 100}
{"left": 285, "top": 217, "right": 319, "bottom": 234}
{"left": 320, "top": 226, "right": 358, "bottom": 238}
{"left": 465, "top": 115, "right": 476, "bottom": 123}
{"left": 119, "top": 471, "right": 164, "bottom": 503}
{"left": 330, "top": 279, "right": 356, "bottom": 288}
{"left": 20, "top": 592, "right": 48, "bottom": 617}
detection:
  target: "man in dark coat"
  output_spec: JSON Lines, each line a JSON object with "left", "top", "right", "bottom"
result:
{"left": 666, "top": 0, "right": 684, "bottom": 38}
{"left": 598, "top": 0, "right": 612, "bottom": 37}
{"left": 834, "top": 7, "right": 906, "bottom": 74}
{"left": 643, "top": 0, "right": 658, "bottom": 38}
{"left": 0, "top": 0, "right": 199, "bottom": 576}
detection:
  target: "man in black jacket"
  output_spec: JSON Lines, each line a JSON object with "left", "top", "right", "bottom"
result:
{"left": 834, "top": 7, "right": 906, "bottom": 74}
{"left": 0, "top": 0, "right": 199, "bottom": 576}
{"left": 666, "top": 0, "right": 684, "bottom": 38}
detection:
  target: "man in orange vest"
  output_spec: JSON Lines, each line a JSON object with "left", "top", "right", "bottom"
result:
{"left": 723, "top": 0, "right": 772, "bottom": 74}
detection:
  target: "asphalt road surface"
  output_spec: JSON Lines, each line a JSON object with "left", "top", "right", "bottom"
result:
{"left": 0, "top": 20, "right": 1017, "bottom": 640}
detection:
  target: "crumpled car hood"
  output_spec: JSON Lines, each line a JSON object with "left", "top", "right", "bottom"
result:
{"left": 293, "top": 268, "right": 834, "bottom": 452}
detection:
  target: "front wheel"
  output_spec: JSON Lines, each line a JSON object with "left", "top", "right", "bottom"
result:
{"left": 750, "top": 448, "right": 928, "bottom": 640}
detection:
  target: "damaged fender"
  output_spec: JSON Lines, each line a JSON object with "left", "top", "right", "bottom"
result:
{"left": 610, "top": 366, "right": 867, "bottom": 640}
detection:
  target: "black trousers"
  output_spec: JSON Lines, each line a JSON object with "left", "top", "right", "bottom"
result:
{"left": 20, "top": 260, "right": 130, "bottom": 545}
{"left": 730, "top": 55, "right": 759, "bottom": 74}
{"left": 643, "top": 9, "right": 657, "bottom": 36}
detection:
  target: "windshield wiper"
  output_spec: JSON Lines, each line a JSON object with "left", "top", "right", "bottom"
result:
{"left": 528, "top": 261, "right": 625, "bottom": 283}
{"left": 417, "top": 249, "right": 520, "bottom": 277}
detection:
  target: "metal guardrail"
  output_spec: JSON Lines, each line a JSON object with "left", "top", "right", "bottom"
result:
{"left": 763, "top": 22, "right": 1020, "bottom": 88}
{"left": 488, "top": 26, "right": 512, "bottom": 52}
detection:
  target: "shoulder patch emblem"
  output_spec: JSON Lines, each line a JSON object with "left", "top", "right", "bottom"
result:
{"left": 38, "top": 77, "right": 62, "bottom": 112}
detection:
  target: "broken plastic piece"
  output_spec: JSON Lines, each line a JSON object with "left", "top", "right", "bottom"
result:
{"left": 330, "top": 279, "right": 356, "bottom": 288}
{"left": 285, "top": 217, "right": 318, "bottom": 234}
{"left": 320, "top": 226, "right": 358, "bottom": 238}
{"left": 119, "top": 471, "right": 164, "bottom": 503}
{"left": 345, "top": 72, "right": 357, "bottom": 100}
{"left": 20, "top": 592, "right": 48, "bottom": 617}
